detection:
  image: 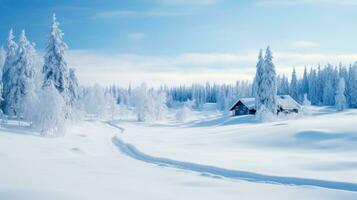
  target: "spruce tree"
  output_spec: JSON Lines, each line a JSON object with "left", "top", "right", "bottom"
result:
{"left": 290, "top": 68, "right": 299, "bottom": 101}
{"left": 301, "top": 66, "right": 309, "bottom": 101}
{"left": 43, "top": 14, "right": 70, "bottom": 104}
{"left": 68, "top": 68, "right": 79, "bottom": 106}
{"left": 13, "top": 30, "right": 37, "bottom": 117}
{"left": 335, "top": 78, "right": 347, "bottom": 111}
{"left": 258, "top": 46, "right": 277, "bottom": 114}
{"left": 2, "top": 29, "right": 18, "bottom": 116}
{"left": 347, "top": 63, "right": 357, "bottom": 108}
{"left": 253, "top": 49, "right": 264, "bottom": 110}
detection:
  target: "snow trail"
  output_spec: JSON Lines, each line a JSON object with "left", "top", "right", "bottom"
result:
{"left": 107, "top": 121, "right": 357, "bottom": 192}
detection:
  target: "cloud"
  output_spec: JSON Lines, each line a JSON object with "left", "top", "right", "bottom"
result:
{"left": 95, "top": 10, "right": 189, "bottom": 19}
{"left": 67, "top": 50, "right": 357, "bottom": 87}
{"left": 290, "top": 41, "right": 319, "bottom": 49}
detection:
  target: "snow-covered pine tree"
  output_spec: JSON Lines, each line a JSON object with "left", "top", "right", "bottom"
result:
{"left": 253, "top": 49, "right": 264, "bottom": 110}
{"left": 322, "top": 64, "right": 337, "bottom": 106}
{"left": 309, "top": 68, "right": 321, "bottom": 105}
{"left": 12, "top": 30, "right": 38, "bottom": 117}
{"left": 335, "top": 78, "right": 347, "bottom": 111}
{"left": 0, "top": 46, "right": 6, "bottom": 106}
{"left": 0, "top": 46, "right": 5, "bottom": 71}
{"left": 258, "top": 46, "right": 277, "bottom": 114}
{"left": 347, "top": 63, "right": 357, "bottom": 108}
{"left": 68, "top": 68, "right": 79, "bottom": 106}
{"left": 277, "top": 74, "right": 289, "bottom": 95}
{"left": 2, "top": 29, "right": 18, "bottom": 116}
{"left": 43, "top": 14, "right": 70, "bottom": 104}
{"left": 289, "top": 68, "right": 299, "bottom": 102}
{"left": 300, "top": 66, "right": 309, "bottom": 101}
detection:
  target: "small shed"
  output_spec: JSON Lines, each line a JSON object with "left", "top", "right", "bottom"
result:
{"left": 229, "top": 95, "right": 301, "bottom": 116}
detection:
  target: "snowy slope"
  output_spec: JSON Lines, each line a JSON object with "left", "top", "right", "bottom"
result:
{"left": 116, "top": 107, "right": 357, "bottom": 184}
{"left": 1, "top": 107, "right": 357, "bottom": 199}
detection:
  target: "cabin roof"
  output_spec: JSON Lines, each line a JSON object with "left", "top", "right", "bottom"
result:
{"left": 229, "top": 98, "right": 255, "bottom": 111}
{"left": 277, "top": 95, "right": 301, "bottom": 110}
{"left": 229, "top": 95, "right": 301, "bottom": 111}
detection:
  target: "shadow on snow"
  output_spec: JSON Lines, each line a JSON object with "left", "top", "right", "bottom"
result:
{"left": 107, "top": 121, "right": 357, "bottom": 193}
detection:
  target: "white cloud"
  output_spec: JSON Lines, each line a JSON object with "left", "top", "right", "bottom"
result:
{"left": 67, "top": 50, "right": 357, "bottom": 87}
{"left": 290, "top": 40, "right": 319, "bottom": 49}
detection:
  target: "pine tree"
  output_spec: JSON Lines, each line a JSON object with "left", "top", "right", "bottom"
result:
{"left": 277, "top": 74, "right": 289, "bottom": 95}
{"left": 68, "top": 68, "right": 79, "bottom": 106}
{"left": 322, "top": 64, "right": 336, "bottom": 106}
{"left": 258, "top": 46, "right": 277, "bottom": 114}
{"left": 43, "top": 14, "right": 70, "bottom": 104}
{"left": 347, "top": 63, "right": 357, "bottom": 108}
{"left": 253, "top": 49, "right": 264, "bottom": 109}
{"left": 0, "top": 46, "right": 5, "bottom": 71}
{"left": 301, "top": 66, "right": 309, "bottom": 101}
{"left": 0, "top": 46, "right": 6, "bottom": 105}
{"left": 2, "top": 29, "right": 18, "bottom": 116}
{"left": 335, "top": 78, "right": 347, "bottom": 111}
{"left": 290, "top": 68, "right": 299, "bottom": 102}
{"left": 12, "top": 30, "right": 38, "bottom": 117}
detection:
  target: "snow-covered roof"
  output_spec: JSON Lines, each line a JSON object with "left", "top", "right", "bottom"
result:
{"left": 229, "top": 98, "right": 255, "bottom": 111}
{"left": 239, "top": 98, "right": 255, "bottom": 109}
{"left": 229, "top": 95, "right": 301, "bottom": 111}
{"left": 276, "top": 95, "right": 301, "bottom": 110}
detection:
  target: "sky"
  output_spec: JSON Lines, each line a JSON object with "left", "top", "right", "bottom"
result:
{"left": 1, "top": 0, "right": 357, "bottom": 86}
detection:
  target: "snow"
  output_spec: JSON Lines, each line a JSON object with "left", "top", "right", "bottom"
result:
{"left": 117, "top": 106, "right": 357, "bottom": 184}
{"left": 0, "top": 105, "right": 357, "bottom": 199}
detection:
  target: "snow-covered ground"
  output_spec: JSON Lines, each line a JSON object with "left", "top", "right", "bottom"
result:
{"left": 1, "top": 105, "right": 357, "bottom": 199}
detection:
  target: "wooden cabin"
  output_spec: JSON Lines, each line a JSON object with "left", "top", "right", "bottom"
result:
{"left": 229, "top": 98, "right": 256, "bottom": 116}
{"left": 229, "top": 95, "right": 301, "bottom": 116}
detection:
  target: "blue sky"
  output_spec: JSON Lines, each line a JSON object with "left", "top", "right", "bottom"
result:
{"left": 1, "top": 0, "right": 357, "bottom": 86}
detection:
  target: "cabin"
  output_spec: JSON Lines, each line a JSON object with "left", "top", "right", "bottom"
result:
{"left": 229, "top": 98, "right": 257, "bottom": 116}
{"left": 229, "top": 95, "right": 301, "bottom": 116}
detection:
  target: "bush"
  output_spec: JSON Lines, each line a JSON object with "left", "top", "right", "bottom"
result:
{"left": 27, "top": 81, "right": 66, "bottom": 136}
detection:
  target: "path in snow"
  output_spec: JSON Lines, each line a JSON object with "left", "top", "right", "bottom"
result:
{"left": 106, "top": 121, "right": 357, "bottom": 193}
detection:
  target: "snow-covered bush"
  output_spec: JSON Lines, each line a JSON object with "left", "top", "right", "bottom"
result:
{"left": 153, "top": 89, "right": 168, "bottom": 120}
{"left": 302, "top": 94, "right": 312, "bottom": 115}
{"left": 131, "top": 83, "right": 168, "bottom": 122}
{"left": 28, "top": 81, "right": 66, "bottom": 136}
{"left": 256, "top": 105, "right": 277, "bottom": 122}
{"left": 175, "top": 105, "right": 192, "bottom": 122}
{"left": 81, "top": 84, "right": 120, "bottom": 119}
{"left": 106, "top": 91, "right": 120, "bottom": 120}
{"left": 83, "top": 84, "right": 106, "bottom": 118}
